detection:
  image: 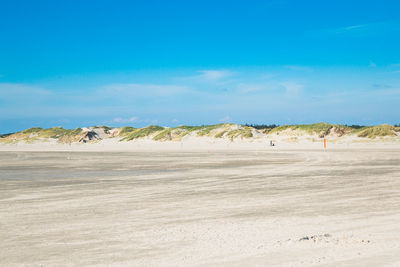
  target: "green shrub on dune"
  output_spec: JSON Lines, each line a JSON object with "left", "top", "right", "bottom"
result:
{"left": 0, "top": 127, "right": 84, "bottom": 144}
{"left": 153, "top": 124, "right": 233, "bottom": 140}
{"left": 244, "top": 124, "right": 278, "bottom": 134}
{"left": 357, "top": 124, "right": 397, "bottom": 138}
{"left": 152, "top": 128, "right": 173, "bottom": 141}
{"left": 118, "top": 127, "right": 137, "bottom": 136}
{"left": 197, "top": 124, "right": 227, "bottom": 136}
{"left": 38, "top": 127, "right": 68, "bottom": 138}
{"left": 269, "top": 123, "right": 355, "bottom": 137}
{"left": 122, "top": 125, "right": 164, "bottom": 141}
{"left": 215, "top": 130, "right": 228, "bottom": 138}
{"left": 56, "top": 128, "right": 83, "bottom": 143}
{"left": 175, "top": 125, "right": 203, "bottom": 131}
{"left": 175, "top": 125, "right": 203, "bottom": 138}
{"left": 226, "top": 127, "right": 253, "bottom": 141}
{"left": 270, "top": 123, "right": 331, "bottom": 134}
{"left": 22, "top": 127, "right": 43, "bottom": 134}
{"left": 153, "top": 125, "right": 207, "bottom": 141}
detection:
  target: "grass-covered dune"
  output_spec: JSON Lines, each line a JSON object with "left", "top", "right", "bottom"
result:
{"left": 0, "top": 127, "right": 83, "bottom": 144}
{"left": 355, "top": 124, "right": 400, "bottom": 138}
{"left": 1, "top": 123, "right": 399, "bottom": 144}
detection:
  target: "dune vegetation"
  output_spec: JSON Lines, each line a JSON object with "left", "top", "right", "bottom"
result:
{"left": 118, "top": 127, "right": 137, "bottom": 137}
{"left": 121, "top": 125, "right": 164, "bottom": 141}
{"left": 0, "top": 127, "right": 84, "bottom": 144}
{"left": 1, "top": 123, "right": 399, "bottom": 144}
{"left": 356, "top": 124, "right": 399, "bottom": 138}
{"left": 268, "top": 123, "right": 356, "bottom": 137}
{"left": 226, "top": 127, "right": 253, "bottom": 141}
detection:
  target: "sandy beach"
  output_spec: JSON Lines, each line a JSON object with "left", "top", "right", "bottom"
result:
{"left": 2, "top": 0, "right": 399, "bottom": 265}
{"left": 1, "top": 146, "right": 400, "bottom": 266}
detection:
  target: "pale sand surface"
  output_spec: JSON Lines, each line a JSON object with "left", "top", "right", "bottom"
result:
{"left": 1, "top": 148, "right": 400, "bottom": 266}
{"left": 0, "top": 135, "right": 399, "bottom": 152}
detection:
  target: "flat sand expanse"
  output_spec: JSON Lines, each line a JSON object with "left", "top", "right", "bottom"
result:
{"left": 1, "top": 149, "right": 400, "bottom": 266}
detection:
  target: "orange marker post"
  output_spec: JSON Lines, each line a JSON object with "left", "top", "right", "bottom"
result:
{"left": 324, "top": 138, "right": 327, "bottom": 150}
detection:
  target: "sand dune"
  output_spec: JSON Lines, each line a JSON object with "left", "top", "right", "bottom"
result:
{"left": 1, "top": 123, "right": 399, "bottom": 149}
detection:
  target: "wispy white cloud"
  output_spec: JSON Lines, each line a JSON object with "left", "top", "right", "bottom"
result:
{"left": 0, "top": 83, "right": 52, "bottom": 101}
{"left": 280, "top": 81, "right": 303, "bottom": 96}
{"left": 341, "top": 24, "right": 368, "bottom": 31}
{"left": 112, "top": 117, "right": 138, "bottom": 123}
{"left": 326, "top": 24, "right": 370, "bottom": 35}
{"left": 197, "top": 70, "right": 233, "bottom": 80}
{"left": 236, "top": 83, "right": 266, "bottom": 93}
{"left": 0, "top": 82, "right": 195, "bottom": 118}
{"left": 314, "top": 20, "right": 400, "bottom": 37}
{"left": 259, "top": 73, "right": 278, "bottom": 80}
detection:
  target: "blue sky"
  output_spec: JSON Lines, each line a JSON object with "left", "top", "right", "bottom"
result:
{"left": 1, "top": 0, "right": 400, "bottom": 132}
